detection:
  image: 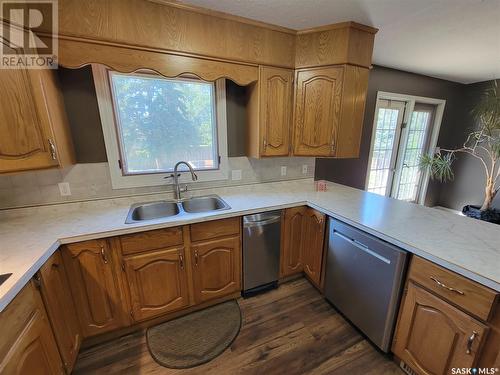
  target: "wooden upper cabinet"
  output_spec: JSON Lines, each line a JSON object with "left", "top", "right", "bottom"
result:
{"left": 191, "top": 236, "right": 241, "bottom": 303}
{"left": 62, "top": 239, "right": 129, "bottom": 338}
{"left": 247, "top": 66, "right": 293, "bottom": 158}
{"left": 0, "top": 282, "right": 63, "bottom": 375}
{"left": 37, "top": 251, "right": 81, "bottom": 373}
{"left": 0, "top": 44, "right": 74, "bottom": 174}
{"left": 302, "top": 208, "right": 326, "bottom": 287}
{"left": 123, "top": 247, "right": 191, "bottom": 322}
{"left": 293, "top": 66, "right": 344, "bottom": 157}
{"left": 292, "top": 65, "right": 369, "bottom": 158}
{"left": 280, "top": 206, "right": 306, "bottom": 277}
{"left": 393, "top": 282, "right": 488, "bottom": 375}
{"left": 260, "top": 66, "right": 293, "bottom": 156}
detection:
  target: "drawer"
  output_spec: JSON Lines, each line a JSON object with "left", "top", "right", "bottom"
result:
{"left": 190, "top": 217, "right": 240, "bottom": 242}
{"left": 120, "top": 227, "right": 183, "bottom": 255}
{"left": 409, "top": 256, "right": 498, "bottom": 321}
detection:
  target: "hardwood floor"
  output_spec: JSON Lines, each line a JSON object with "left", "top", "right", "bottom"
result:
{"left": 74, "top": 278, "right": 402, "bottom": 375}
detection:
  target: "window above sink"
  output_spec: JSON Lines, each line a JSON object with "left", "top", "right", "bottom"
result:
{"left": 93, "top": 65, "right": 229, "bottom": 189}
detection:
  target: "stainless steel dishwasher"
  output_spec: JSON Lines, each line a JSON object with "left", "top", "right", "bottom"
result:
{"left": 242, "top": 210, "right": 282, "bottom": 297}
{"left": 324, "top": 218, "right": 408, "bottom": 352}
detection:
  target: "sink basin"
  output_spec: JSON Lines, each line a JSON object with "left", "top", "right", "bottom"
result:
{"left": 126, "top": 201, "right": 180, "bottom": 223}
{"left": 0, "top": 273, "right": 12, "bottom": 286}
{"left": 125, "top": 195, "right": 230, "bottom": 223}
{"left": 182, "top": 195, "right": 230, "bottom": 213}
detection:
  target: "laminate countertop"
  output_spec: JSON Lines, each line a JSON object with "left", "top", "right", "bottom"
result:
{"left": 1, "top": 179, "right": 499, "bottom": 312}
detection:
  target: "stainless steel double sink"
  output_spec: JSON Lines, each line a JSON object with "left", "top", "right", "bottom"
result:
{"left": 125, "top": 195, "right": 231, "bottom": 224}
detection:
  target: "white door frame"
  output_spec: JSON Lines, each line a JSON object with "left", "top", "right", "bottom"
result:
{"left": 365, "top": 91, "right": 446, "bottom": 204}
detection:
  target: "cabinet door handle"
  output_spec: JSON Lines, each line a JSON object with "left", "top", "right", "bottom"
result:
{"left": 100, "top": 246, "right": 108, "bottom": 264}
{"left": 179, "top": 252, "right": 184, "bottom": 270}
{"left": 466, "top": 331, "right": 478, "bottom": 354}
{"left": 194, "top": 250, "right": 199, "bottom": 266}
{"left": 430, "top": 276, "right": 465, "bottom": 295}
{"left": 263, "top": 138, "right": 267, "bottom": 151}
{"left": 330, "top": 138, "right": 336, "bottom": 154}
{"left": 48, "top": 139, "right": 57, "bottom": 160}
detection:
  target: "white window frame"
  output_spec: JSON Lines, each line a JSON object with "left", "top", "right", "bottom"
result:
{"left": 92, "top": 64, "right": 229, "bottom": 189}
{"left": 365, "top": 91, "right": 446, "bottom": 204}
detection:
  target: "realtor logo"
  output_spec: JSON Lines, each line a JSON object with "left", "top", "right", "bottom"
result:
{"left": 1, "top": 0, "right": 58, "bottom": 69}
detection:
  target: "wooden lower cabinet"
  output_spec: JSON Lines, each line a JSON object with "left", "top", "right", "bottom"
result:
{"left": 280, "top": 206, "right": 306, "bottom": 277}
{"left": 393, "top": 282, "right": 488, "bottom": 375}
{"left": 62, "top": 239, "right": 129, "bottom": 338}
{"left": 38, "top": 251, "right": 81, "bottom": 373}
{"left": 123, "top": 247, "right": 191, "bottom": 322}
{"left": 0, "top": 282, "right": 63, "bottom": 375}
{"left": 191, "top": 235, "right": 241, "bottom": 303}
{"left": 280, "top": 207, "right": 326, "bottom": 287}
{"left": 302, "top": 208, "right": 326, "bottom": 287}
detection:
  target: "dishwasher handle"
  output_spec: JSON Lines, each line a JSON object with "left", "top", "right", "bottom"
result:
{"left": 243, "top": 215, "right": 281, "bottom": 228}
{"left": 334, "top": 231, "right": 392, "bottom": 265}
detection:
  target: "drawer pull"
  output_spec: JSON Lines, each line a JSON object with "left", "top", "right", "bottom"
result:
{"left": 466, "top": 330, "right": 478, "bottom": 354}
{"left": 100, "top": 246, "right": 108, "bottom": 264}
{"left": 430, "top": 276, "right": 464, "bottom": 295}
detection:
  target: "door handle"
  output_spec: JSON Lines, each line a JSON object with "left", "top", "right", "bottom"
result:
{"left": 194, "top": 250, "right": 199, "bottom": 266}
{"left": 100, "top": 245, "right": 108, "bottom": 264}
{"left": 178, "top": 251, "right": 184, "bottom": 270}
{"left": 48, "top": 139, "right": 57, "bottom": 160}
{"left": 466, "top": 331, "right": 478, "bottom": 354}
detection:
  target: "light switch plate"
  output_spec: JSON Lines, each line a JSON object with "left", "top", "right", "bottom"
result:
{"left": 58, "top": 182, "right": 71, "bottom": 196}
{"left": 281, "top": 166, "right": 287, "bottom": 176}
{"left": 231, "top": 169, "right": 242, "bottom": 181}
{"left": 302, "top": 165, "right": 308, "bottom": 174}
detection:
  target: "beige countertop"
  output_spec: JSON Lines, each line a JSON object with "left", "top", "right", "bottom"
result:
{"left": 1, "top": 179, "right": 499, "bottom": 312}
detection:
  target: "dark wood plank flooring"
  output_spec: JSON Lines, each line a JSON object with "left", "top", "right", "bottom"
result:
{"left": 74, "top": 278, "right": 402, "bottom": 374}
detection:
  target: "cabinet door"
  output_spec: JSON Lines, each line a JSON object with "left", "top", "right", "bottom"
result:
{"left": 124, "top": 247, "right": 191, "bottom": 322}
{"left": 38, "top": 251, "right": 81, "bottom": 373}
{"left": 260, "top": 66, "right": 293, "bottom": 156}
{"left": 0, "top": 57, "right": 60, "bottom": 173}
{"left": 302, "top": 208, "right": 326, "bottom": 287}
{"left": 393, "top": 282, "right": 488, "bottom": 375}
{"left": 62, "top": 240, "right": 129, "bottom": 338}
{"left": 0, "top": 284, "right": 63, "bottom": 375}
{"left": 191, "top": 236, "right": 241, "bottom": 303}
{"left": 293, "top": 66, "right": 344, "bottom": 156}
{"left": 280, "top": 207, "right": 306, "bottom": 277}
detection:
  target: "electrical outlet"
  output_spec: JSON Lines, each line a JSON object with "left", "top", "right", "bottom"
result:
{"left": 302, "top": 165, "right": 308, "bottom": 174}
{"left": 281, "top": 166, "right": 287, "bottom": 176}
{"left": 231, "top": 169, "right": 242, "bottom": 181}
{"left": 58, "top": 182, "right": 71, "bottom": 196}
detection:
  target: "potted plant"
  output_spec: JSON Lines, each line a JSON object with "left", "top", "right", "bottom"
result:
{"left": 421, "top": 81, "right": 500, "bottom": 224}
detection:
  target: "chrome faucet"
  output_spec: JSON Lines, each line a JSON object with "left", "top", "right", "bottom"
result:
{"left": 167, "top": 161, "right": 198, "bottom": 200}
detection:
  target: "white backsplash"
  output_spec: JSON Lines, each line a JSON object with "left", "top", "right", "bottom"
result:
{"left": 0, "top": 157, "right": 315, "bottom": 209}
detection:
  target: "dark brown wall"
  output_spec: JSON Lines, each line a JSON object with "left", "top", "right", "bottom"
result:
{"left": 437, "top": 79, "right": 500, "bottom": 210}
{"left": 57, "top": 66, "right": 108, "bottom": 163}
{"left": 225, "top": 80, "right": 248, "bottom": 157}
{"left": 315, "top": 65, "right": 465, "bottom": 207}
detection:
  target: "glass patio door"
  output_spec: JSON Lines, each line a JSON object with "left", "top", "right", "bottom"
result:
{"left": 392, "top": 104, "right": 435, "bottom": 202}
{"left": 366, "top": 99, "right": 406, "bottom": 196}
{"left": 367, "top": 100, "right": 436, "bottom": 203}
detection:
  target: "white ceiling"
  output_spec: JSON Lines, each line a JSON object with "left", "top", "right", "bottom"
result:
{"left": 179, "top": 0, "right": 500, "bottom": 84}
